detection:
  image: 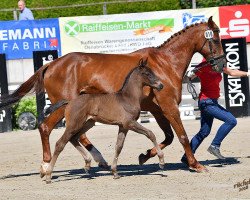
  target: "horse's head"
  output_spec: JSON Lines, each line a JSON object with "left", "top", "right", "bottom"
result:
{"left": 138, "top": 58, "right": 164, "bottom": 91}
{"left": 198, "top": 16, "right": 226, "bottom": 73}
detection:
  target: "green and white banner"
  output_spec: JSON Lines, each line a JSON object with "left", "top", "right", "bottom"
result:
{"left": 59, "top": 7, "right": 219, "bottom": 56}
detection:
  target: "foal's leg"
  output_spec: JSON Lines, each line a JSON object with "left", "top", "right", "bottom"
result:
{"left": 78, "top": 134, "right": 109, "bottom": 169}
{"left": 127, "top": 121, "right": 164, "bottom": 168}
{"left": 46, "top": 120, "right": 95, "bottom": 184}
{"left": 70, "top": 135, "right": 92, "bottom": 173}
{"left": 112, "top": 127, "right": 128, "bottom": 179}
{"left": 139, "top": 101, "right": 174, "bottom": 165}
{"left": 39, "top": 107, "right": 107, "bottom": 177}
{"left": 45, "top": 128, "right": 75, "bottom": 184}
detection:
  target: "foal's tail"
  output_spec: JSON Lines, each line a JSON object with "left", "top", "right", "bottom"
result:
{"left": 0, "top": 63, "right": 50, "bottom": 109}
{"left": 44, "top": 100, "right": 68, "bottom": 116}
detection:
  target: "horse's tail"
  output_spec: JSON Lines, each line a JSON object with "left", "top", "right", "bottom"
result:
{"left": 44, "top": 100, "right": 68, "bottom": 116}
{"left": 0, "top": 63, "right": 50, "bottom": 109}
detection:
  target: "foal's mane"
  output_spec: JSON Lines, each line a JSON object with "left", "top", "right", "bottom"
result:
{"left": 117, "top": 66, "right": 140, "bottom": 93}
{"left": 156, "top": 21, "right": 206, "bottom": 49}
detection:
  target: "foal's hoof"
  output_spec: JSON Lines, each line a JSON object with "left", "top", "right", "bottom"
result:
{"left": 159, "top": 163, "right": 165, "bottom": 170}
{"left": 98, "top": 162, "right": 110, "bottom": 170}
{"left": 113, "top": 174, "right": 121, "bottom": 179}
{"left": 139, "top": 153, "right": 148, "bottom": 165}
{"left": 84, "top": 168, "right": 90, "bottom": 175}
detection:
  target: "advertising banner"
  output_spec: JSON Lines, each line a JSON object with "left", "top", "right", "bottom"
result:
{"left": 219, "top": 5, "right": 250, "bottom": 42}
{"left": 59, "top": 7, "right": 219, "bottom": 55}
{"left": 0, "top": 54, "right": 12, "bottom": 132}
{"left": 222, "top": 38, "right": 249, "bottom": 117}
{"left": 0, "top": 19, "right": 61, "bottom": 60}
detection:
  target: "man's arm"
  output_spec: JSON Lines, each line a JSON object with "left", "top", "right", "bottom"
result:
{"left": 223, "top": 67, "right": 249, "bottom": 77}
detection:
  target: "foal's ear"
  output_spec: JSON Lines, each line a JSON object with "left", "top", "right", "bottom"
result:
{"left": 138, "top": 58, "right": 148, "bottom": 68}
{"left": 142, "top": 58, "right": 148, "bottom": 66}
{"left": 138, "top": 58, "right": 144, "bottom": 67}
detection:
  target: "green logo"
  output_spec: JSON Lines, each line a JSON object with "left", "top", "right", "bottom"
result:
{"left": 64, "top": 21, "right": 80, "bottom": 36}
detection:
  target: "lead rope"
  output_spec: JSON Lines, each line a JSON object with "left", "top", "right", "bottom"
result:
{"left": 187, "top": 78, "right": 198, "bottom": 100}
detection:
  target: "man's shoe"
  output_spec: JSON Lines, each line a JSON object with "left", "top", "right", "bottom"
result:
{"left": 207, "top": 145, "right": 226, "bottom": 159}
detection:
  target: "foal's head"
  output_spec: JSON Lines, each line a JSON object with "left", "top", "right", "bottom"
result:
{"left": 137, "top": 59, "right": 163, "bottom": 91}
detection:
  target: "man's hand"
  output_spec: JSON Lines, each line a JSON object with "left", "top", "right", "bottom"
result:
{"left": 186, "top": 69, "right": 195, "bottom": 78}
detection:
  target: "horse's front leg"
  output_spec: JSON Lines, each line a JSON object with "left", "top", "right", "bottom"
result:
{"left": 112, "top": 127, "right": 128, "bottom": 179}
{"left": 157, "top": 101, "right": 207, "bottom": 172}
{"left": 139, "top": 101, "right": 174, "bottom": 165}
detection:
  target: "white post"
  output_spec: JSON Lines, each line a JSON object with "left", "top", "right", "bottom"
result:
{"left": 103, "top": 2, "right": 107, "bottom": 15}
{"left": 192, "top": 0, "right": 196, "bottom": 9}
{"left": 13, "top": 9, "right": 18, "bottom": 20}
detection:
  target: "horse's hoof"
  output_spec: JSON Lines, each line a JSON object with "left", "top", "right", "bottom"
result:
{"left": 195, "top": 165, "right": 209, "bottom": 173}
{"left": 98, "top": 162, "right": 109, "bottom": 170}
{"left": 139, "top": 153, "right": 148, "bottom": 165}
{"left": 190, "top": 163, "right": 209, "bottom": 173}
{"left": 40, "top": 161, "right": 50, "bottom": 178}
{"left": 46, "top": 180, "right": 52, "bottom": 184}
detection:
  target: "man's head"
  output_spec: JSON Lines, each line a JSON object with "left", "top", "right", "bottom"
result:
{"left": 18, "top": 0, "right": 26, "bottom": 12}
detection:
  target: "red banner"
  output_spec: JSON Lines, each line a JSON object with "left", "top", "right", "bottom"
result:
{"left": 219, "top": 5, "right": 250, "bottom": 42}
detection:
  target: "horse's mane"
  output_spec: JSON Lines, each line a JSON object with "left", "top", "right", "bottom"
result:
{"left": 156, "top": 21, "right": 206, "bottom": 49}
{"left": 117, "top": 66, "right": 139, "bottom": 93}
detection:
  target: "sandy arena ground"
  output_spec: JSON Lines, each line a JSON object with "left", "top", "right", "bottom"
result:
{"left": 0, "top": 117, "right": 250, "bottom": 200}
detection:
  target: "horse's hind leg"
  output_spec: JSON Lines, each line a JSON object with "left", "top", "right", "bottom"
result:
{"left": 39, "top": 106, "right": 65, "bottom": 178}
{"left": 112, "top": 127, "right": 128, "bottom": 179}
{"left": 127, "top": 121, "right": 165, "bottom": 169}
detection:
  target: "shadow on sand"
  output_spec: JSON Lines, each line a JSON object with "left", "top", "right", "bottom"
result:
{"left": 0, "top": 156, "right": 243, "bottom": 183}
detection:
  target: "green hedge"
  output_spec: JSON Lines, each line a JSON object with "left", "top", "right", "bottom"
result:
{"left": 1, "top": 0, "right": 180, "bottom": 21}
{"left": 180, "top": 0, "right": 250, "bottom": 9}
{"left": 1, "top": 0, "right": 249, "bottom": 21}
{"left": 12, "top": 96, "right": 37, "bottom": 129}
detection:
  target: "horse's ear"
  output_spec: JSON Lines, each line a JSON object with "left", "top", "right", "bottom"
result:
{"left": 208, "top": 16, "right": 214, "bottom": 29}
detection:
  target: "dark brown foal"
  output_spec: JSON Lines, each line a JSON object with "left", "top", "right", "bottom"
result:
{"left": 45, "top": 59, "right": 164, "bottom": 183}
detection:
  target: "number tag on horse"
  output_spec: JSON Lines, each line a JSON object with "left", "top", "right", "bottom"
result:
{"left": 204, "top": 30, "right": 214, "bottom": 39}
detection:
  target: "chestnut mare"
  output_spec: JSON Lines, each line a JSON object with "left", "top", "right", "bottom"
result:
{"left": 0, "top": 17, "right": 226, "bottom": 175}
{"left": 45, "top": 59, "right": 164, "bottom": 183}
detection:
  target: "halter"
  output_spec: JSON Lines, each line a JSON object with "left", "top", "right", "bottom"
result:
{"left": 199, "top": 28, "right": 226, "bottom": 72}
